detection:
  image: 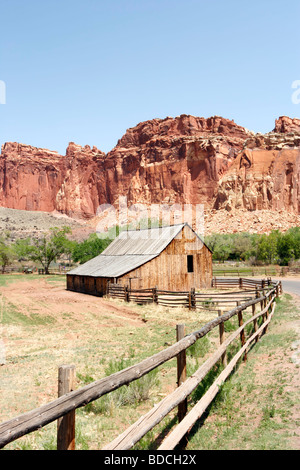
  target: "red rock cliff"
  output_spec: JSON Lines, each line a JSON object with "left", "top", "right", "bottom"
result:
{"left": 0, "top": 141, "right": 105, "bottom": 218}
{"left": 215, "top": 120, "right": 300, "bottom": 213}
{"left": 98, "top": 115, "right": 251, "bottom": 209}
{"left": 0, "top": 115, "right": 299, "bottom": 221}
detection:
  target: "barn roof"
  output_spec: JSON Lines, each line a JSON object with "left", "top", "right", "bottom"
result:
{"left": 67, "top": 223, "right": 209, "bottom": 278}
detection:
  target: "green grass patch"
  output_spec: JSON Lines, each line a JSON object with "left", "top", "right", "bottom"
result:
{"left": 186, "top": 294, "right": 300, "bottom": 450}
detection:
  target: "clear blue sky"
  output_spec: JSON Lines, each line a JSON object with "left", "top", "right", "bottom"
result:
{"left": 0, "top": 0, "right": 299, "bottom": 154}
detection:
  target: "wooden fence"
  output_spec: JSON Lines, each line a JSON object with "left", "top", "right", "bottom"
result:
{"left": 212, "top": 267, "right": 278, "bottom": 277}
{"left": 211, "top": 276, "right": 274, "bottom": 289}
{"left": 213, "top": 266, "right": 300, "bottom": 277}
{"left": 107, "top": 277, "right": 280, "bottom": 311}
{"left": 0, "top": 279, "right": 282, "bottom": 450}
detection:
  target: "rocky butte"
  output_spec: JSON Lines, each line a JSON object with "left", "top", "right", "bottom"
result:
{"left": 0, "top": 115, "right": 299, "bottom": 234}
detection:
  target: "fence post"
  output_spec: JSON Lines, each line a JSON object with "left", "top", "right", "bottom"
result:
{"left": 262, "top": 295, "right": 268, "bottom": 333}
{"left": 218, "top": 309, "right": 227, "bottom": 366}
{"left": 264, "top": 294, "right": 270, "bottom": 334}
{"left": 176, "top": 324, "right": 187, "bottom": 423}
{"left": 125, "top": 286, "right": 129, "bottom": 302}
{"left": 152, "top": 286, "right": 158, "bottom": 304}
{"left": 191, "top": 287, "right": 196, "bottom": 310}
{"left": 237, "top": 302, "right": 246, "bottom": 362}
{"left": 252, "top": 291, "right": 259, "bottom": 342}
{"left": 260, "top": 294, "right": 264, "bottom": 314}
{"left": 57, "top": 364, "right": 76, "bottom": 450}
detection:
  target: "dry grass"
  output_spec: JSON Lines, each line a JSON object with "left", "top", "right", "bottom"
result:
{"left": 0, "top": 274, "right": 217, "bottom": 450}
{"left": 2, "top": 275, "right": 296, "bottom": 450}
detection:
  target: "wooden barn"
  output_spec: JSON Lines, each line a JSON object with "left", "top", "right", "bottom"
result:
{"left": 66, "top": 223, "right": 212, "bottom": 296}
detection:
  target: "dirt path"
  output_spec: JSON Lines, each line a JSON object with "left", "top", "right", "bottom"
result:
{"left": 0, "top": 277, "right": 145, "bottom": 327}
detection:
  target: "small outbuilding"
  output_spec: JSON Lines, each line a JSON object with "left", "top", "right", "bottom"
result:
{"left": 67, "top": 223, "right": 212, "bottom": 296}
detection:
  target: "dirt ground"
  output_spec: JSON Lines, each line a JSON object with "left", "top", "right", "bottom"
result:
{"left": 0, "top": 276, "right": 150, "bottom": 428}
{"left": 0, "top": 276, "right": 145, "bottom": 327}
{"left": 0, "top": 275, "right": 299, "bottom": 450}
{"left": 0, "top": 276, "right": 210, "bottom": 439}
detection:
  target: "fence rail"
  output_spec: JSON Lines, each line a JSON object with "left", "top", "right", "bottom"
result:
{"left": 213, "top": 266, "right": 300, "bottom": 277}
{"left": 0, "top": 279, "right": 282, "bottom": 450}
{"left": 107, "top": 277, "right": 281, "bottom": 311}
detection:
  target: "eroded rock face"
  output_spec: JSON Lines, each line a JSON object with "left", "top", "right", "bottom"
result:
{"left": 0, "top": 142, "right": 65, "bottom": 213}
{"left": 0, "top": 141, "right": 105, "bottom": 219}
{"left": 274, "top": 116, "right": 300, "bottom": 134}
{"left": 0, "top": 115, "right": 299, "bottom": 223}
{"left": 214, "top": 147, "right": 300, "bottom": 214}
{"left": 214, "top": 118, "right": 300, "bottom": 214}
{"left": 97, "top": 115, "right": 252, "bottom": 212}
{"left": 55, "top": 142, "right": 105, "bottom": 218}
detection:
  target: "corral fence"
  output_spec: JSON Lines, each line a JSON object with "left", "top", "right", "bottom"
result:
{"left": 213, "top": 266, "right": 300, "bottom": 277}
{"left": 213, "top": 267, "right": 278, "bottom": 277}
{"left": 0, "top": 279, "right": 282, "bottom": 450}
{"left": 107, "top": 277, "right": 280, "bottom": 311}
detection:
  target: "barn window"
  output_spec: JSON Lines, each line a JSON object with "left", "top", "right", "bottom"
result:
{"left": 187, "top": 255, "right": 194, "bottom": 273}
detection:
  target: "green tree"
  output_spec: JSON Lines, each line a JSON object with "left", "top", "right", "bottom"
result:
{"left": 285, "top": 227, "right": 300, "bottom": 260}
{"left": 14, "top": 237, "right": 33, "bottom": 261}
{"left": 29, "top": 227, "right": 72, "bottom": 274}
{"left": 206, "top": 233, "right": 234, "bottom": 262}
{"left": 277, "top": 232, "right": 295, "bottom": 265}
{"left": 72, "top": 233, "right": 112, "bottom": 264}
{"left": 256, "top": 231, "right": 279, "bottom": 264}
{"left": 0, "top": 239, "right": 15, "bottom": 273}
{"left": 232, "top": 233, "right": 255, "bottom": 261}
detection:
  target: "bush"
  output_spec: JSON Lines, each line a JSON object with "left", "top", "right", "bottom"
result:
{"left": 78, "top": 358, "right": 159, "bottom": 416}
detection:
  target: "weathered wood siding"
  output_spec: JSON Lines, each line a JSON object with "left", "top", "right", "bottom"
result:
{"left": 67, "top": 226, "right": 212, "bottom": 294}
{"left": 118, "top": 225, "right": 212, "bottom": 290}
{"left": 67, "top": 274, "right": 110, "bottom": 296}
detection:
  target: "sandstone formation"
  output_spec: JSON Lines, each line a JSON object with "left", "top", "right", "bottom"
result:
{"left": 0, "top": 114, "right": 299, "bottom": 234}
{"left": 215, "top": 121, "right": 300, "bottom": 214}
{"left": 0, "top": 141, "right": 105, "bottom": 219}
{"left": 100, "top": 115, "right": 251, "bottom": 210}
{"left": 274, "top": 116, "right": 300, "bottom": 134}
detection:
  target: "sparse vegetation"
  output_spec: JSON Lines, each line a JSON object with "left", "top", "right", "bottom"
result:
{"left": 186, "top": 294, "right": 300, "bottom": 450}
{"left": 0, "top": 223, "right": 300, "bottom": 274}
{"left": 206, "top": 227, "right": 300, "bottom": 265}
{"left": 0, "top": 274, "right": 298, "bottom": 450}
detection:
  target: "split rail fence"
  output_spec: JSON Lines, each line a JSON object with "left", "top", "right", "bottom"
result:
{"left": 0, "top": 278, "right": 282, "bottom": 450}
{"left": 107, "top": 277, "right": 278, "bottom": 311}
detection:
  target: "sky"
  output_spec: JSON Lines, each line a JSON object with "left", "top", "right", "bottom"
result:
{"left": 0, "top": 0, "right": 299, "bottom": 155}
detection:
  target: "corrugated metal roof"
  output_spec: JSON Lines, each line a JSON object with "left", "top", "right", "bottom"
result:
{"left": 101, "top": 223, "right": 185, "bottom": 256}
{"left": 67, "top": 253, "right": 158, "bottom": 278}
{"left": 67, "top": 223, "right": 208, "bottom": 278}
